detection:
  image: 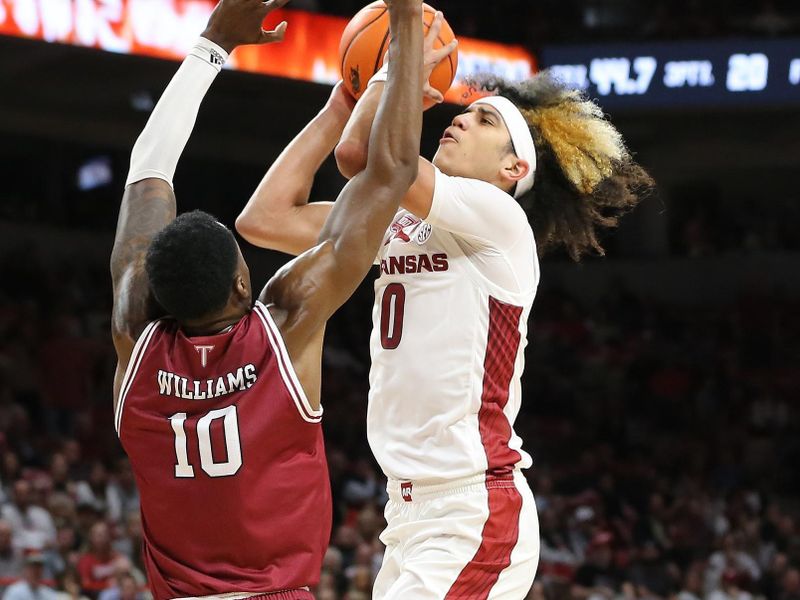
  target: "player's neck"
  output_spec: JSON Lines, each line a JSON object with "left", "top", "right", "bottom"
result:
{"left": 439, "top": 164, "right": 510, "bottom": 194}
{"left": 181, "top": 307, "right": 248, "bottom": 337}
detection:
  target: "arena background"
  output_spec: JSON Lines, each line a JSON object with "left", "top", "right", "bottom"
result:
{"left": 0, "top": 1, "right": 799, "bottom": 599}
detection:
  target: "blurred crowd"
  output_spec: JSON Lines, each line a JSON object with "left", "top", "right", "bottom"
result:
{"left": 290, "top": 0, "right": 800, "bottom": 47}
{"left": 0, "top": 241, "right": 798, "bottom": 600}
{"left": 673, "top": 196, "right": 800, "bottom": 258}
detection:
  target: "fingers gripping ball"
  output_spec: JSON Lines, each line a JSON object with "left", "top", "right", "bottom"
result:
{"left": 339, "top": 1, "right": 458, "bottom": 108}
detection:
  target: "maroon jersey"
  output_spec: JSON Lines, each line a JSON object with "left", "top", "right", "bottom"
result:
{"left": 115, "top": 301, "right": 330, "bottom": 600}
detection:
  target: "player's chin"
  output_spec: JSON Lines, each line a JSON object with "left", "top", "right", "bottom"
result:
{"left": 432, "top": 148, "right": 454, "bottom": 173}
{"left": 432, "top": 149, "right": 466, "bottom": 178}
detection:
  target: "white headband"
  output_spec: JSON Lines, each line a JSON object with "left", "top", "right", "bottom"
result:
{"left": 471, "top": 96, "right": 536, "bottom": 198}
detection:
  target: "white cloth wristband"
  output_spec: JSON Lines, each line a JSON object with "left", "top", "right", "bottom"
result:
{"left": 188, "top": 37, "right": 229, "bottom": 73}
{"left": 368, "top": 62, "right": 389, "bottom": 87}
{"left": 126, "top": 37, "right": 229, "bottom": 188}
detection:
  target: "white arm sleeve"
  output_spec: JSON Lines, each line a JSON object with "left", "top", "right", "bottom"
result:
{"left": 126, "top": 38, "right": 228, "bottom": 188}
{"left": 425, "top": 167, "right": 530, "bottom": 251}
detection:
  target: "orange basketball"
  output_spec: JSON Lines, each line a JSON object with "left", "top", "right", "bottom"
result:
{"left": 339, "top": 1, "right": 458, "bottom": 109}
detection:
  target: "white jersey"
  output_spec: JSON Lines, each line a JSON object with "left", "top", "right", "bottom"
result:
{"left": 368, "top": 167, "right": 540, "bottom": 482}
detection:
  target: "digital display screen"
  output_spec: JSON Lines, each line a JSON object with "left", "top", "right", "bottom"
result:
{"left": 0, "top": 0, "right": 535, "bottom": 105}
{"left": 539, "top": 38, "right": 800, "bottom": 110}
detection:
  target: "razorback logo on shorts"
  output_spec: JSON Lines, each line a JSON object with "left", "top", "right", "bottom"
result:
{"left": 401, "top": 481, "right": 413, "bottom": 502}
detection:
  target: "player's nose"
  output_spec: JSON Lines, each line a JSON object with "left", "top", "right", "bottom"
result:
{"left": 451, "top": 113, "right": 468, "bottom": 129}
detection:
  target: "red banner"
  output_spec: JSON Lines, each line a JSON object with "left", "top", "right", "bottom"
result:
{"left": 0, "top": 0, "right": 536, "bottom": 104}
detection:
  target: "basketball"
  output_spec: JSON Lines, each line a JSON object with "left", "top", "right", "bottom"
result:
{"left": 339, "top": 1, "right": 458, "bottom": 108}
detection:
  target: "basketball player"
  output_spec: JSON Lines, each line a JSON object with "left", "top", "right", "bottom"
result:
{"left": 236, "top": 15, "right": 654, "bottom": 599}
{"left": 110, "top": 0, "right": 425, "bottom": 597}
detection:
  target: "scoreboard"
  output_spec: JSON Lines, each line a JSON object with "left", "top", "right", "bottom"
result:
{"left": 540, "top": 38, "right": 800, "bottom": 110}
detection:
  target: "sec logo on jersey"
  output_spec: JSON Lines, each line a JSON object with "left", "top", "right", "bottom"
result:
{"left": 416, "top": 223, "right": 432, "bottom": 245}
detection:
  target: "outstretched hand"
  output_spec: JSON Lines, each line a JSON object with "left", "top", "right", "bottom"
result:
{"left": 202, "top": 0, "right": 291, "bottom": 53}
{"left": 423, "top": 11, "right": 458, "bottom": 105}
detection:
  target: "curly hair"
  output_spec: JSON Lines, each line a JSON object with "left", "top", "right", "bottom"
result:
{"left": 470, "top": 71, "right": 655, "bottom": 261}
{"left": 146, "top": 210, "right": 239, "bottom": 321}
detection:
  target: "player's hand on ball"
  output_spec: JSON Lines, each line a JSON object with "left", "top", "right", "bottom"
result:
{"left": 423, "top": 11, "right": 458, "bottom": 106}
{"left": 203, "top": 0, "right": 291, "bottom": 53}
{"left": 325, "top": 81, "right": 357, "bottom": 117}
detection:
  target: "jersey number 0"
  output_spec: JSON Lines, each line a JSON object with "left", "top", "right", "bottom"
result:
{"left": 380, "top": 284, "right": 406, "bottom": 350}
{"left": 169, "top": 406, "right": 243, "bottom": 478}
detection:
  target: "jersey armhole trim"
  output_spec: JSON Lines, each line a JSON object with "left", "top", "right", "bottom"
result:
{"left": 253, "top": 301, "right": 323, "bottom": 423}
{"left": 114, "top": 320, "right": 162, "bottom": 436}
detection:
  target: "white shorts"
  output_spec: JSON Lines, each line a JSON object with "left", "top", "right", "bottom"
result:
{"left": 374, "top": 470, "right": 539, "bottom": 600}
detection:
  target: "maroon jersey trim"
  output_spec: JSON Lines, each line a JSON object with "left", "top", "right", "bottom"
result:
{"left": 252, "top": 302, "right": 323, "bottom": 423}
{"left": 477, "top": 297, "right": 523, "bottom": 472}
{"left": 115, "top": 319, "right": 162, "bottom": 435}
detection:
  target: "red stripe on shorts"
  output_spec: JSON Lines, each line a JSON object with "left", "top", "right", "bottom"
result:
{"left": 445, "top": 477, "right": 523, "bottom": 599}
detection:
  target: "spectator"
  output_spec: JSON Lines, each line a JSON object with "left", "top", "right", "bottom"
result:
{"left": 677, "top": 562, "right": 706, "bottom": 600}
{"left": 625, "top": 540, "right": 678, "bottom": 597}
{"left": 1, "top": 481, "right": 56, "bottom": 551}
{"left": 706, "top": 533, "right": 762, "bottom": 594}
{"left": 2, "top": 553, "right": 57, "bottom": 600}
{"left": 76, "top": 524, "right": 127, "bottom": 596}
{"left": 708, "top": 569, "right": 754, "bottom": 600}
{"left": 781, "top": 568, "right": 800, "bottom": 600}
{"left": 53, "top": 571, "right": 89, "bottom": 600}
{"left": 96, "top": 573, "right": 142, "bottom": 600}
{"left": 50, "top": 527, "right": 79, "bottom": 579}
{"left": 110, "top": 515, "right": 141, "bottom": 577}
{"left": 59, "top": 444, "right": 85, "bottom": 484}
{"left": 762, "top": 553, "right": 791, "bottom": 599}
{"left": 46, "top": 494, "right": 76, "bottom": 531}
{"left": 104, "top": 462, "right": 137, "bottom": 526}
{"left": 572, "top": 532, "right": 623, "bottom": 598}
{"left": 49, "top": 456, "right": 73, "bottom": 497}
{"left": 0, "top": 521, "right": 22, "bottom": 592}
{"left": 74, "top": 464, "right": 109, "bottom": 518}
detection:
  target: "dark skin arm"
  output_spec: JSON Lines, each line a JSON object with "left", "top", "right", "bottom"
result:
{"left": 111, "top": 180, "right": 175, "bottom": 407}
{"left": 259, "top": 0, "right": 425, "bottom": 402}
{"left": 111, "top": 0, "right": 289, "bottom": 410}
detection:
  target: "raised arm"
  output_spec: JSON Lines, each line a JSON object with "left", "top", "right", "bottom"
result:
{"left": 235, "top": 83, "right": 354, "bottom": 256}
{"left": 110, "top": 0, "right": 289, "bottom": 405}
{"left": 262, "top": 0, "right": 425, "bottom": 355}
{"left": 334, "top": 11, "right": 457, "bottom": 218}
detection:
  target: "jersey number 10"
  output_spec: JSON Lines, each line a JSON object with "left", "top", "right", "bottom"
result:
{"left": 169, "top": 406, "right": 243, "bottom": 478}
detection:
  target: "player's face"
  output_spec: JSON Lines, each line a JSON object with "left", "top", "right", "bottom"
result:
{"left": 432, "top": 105, "right": 516, "bottom": 186}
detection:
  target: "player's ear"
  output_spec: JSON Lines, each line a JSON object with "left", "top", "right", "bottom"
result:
{"left": 234, "top": 275, "right": 249, "bottom": 301}
{"left": 500, "top": 157, "right": 530, "bottom": 189}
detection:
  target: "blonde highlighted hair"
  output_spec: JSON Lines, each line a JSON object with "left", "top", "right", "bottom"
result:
{"left": 470, "top": 72, "right": 654, "bottom": 260}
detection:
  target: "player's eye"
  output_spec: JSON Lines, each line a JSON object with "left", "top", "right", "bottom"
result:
{"left": 481, "top": 118, "right": 493, "bottom": 125}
